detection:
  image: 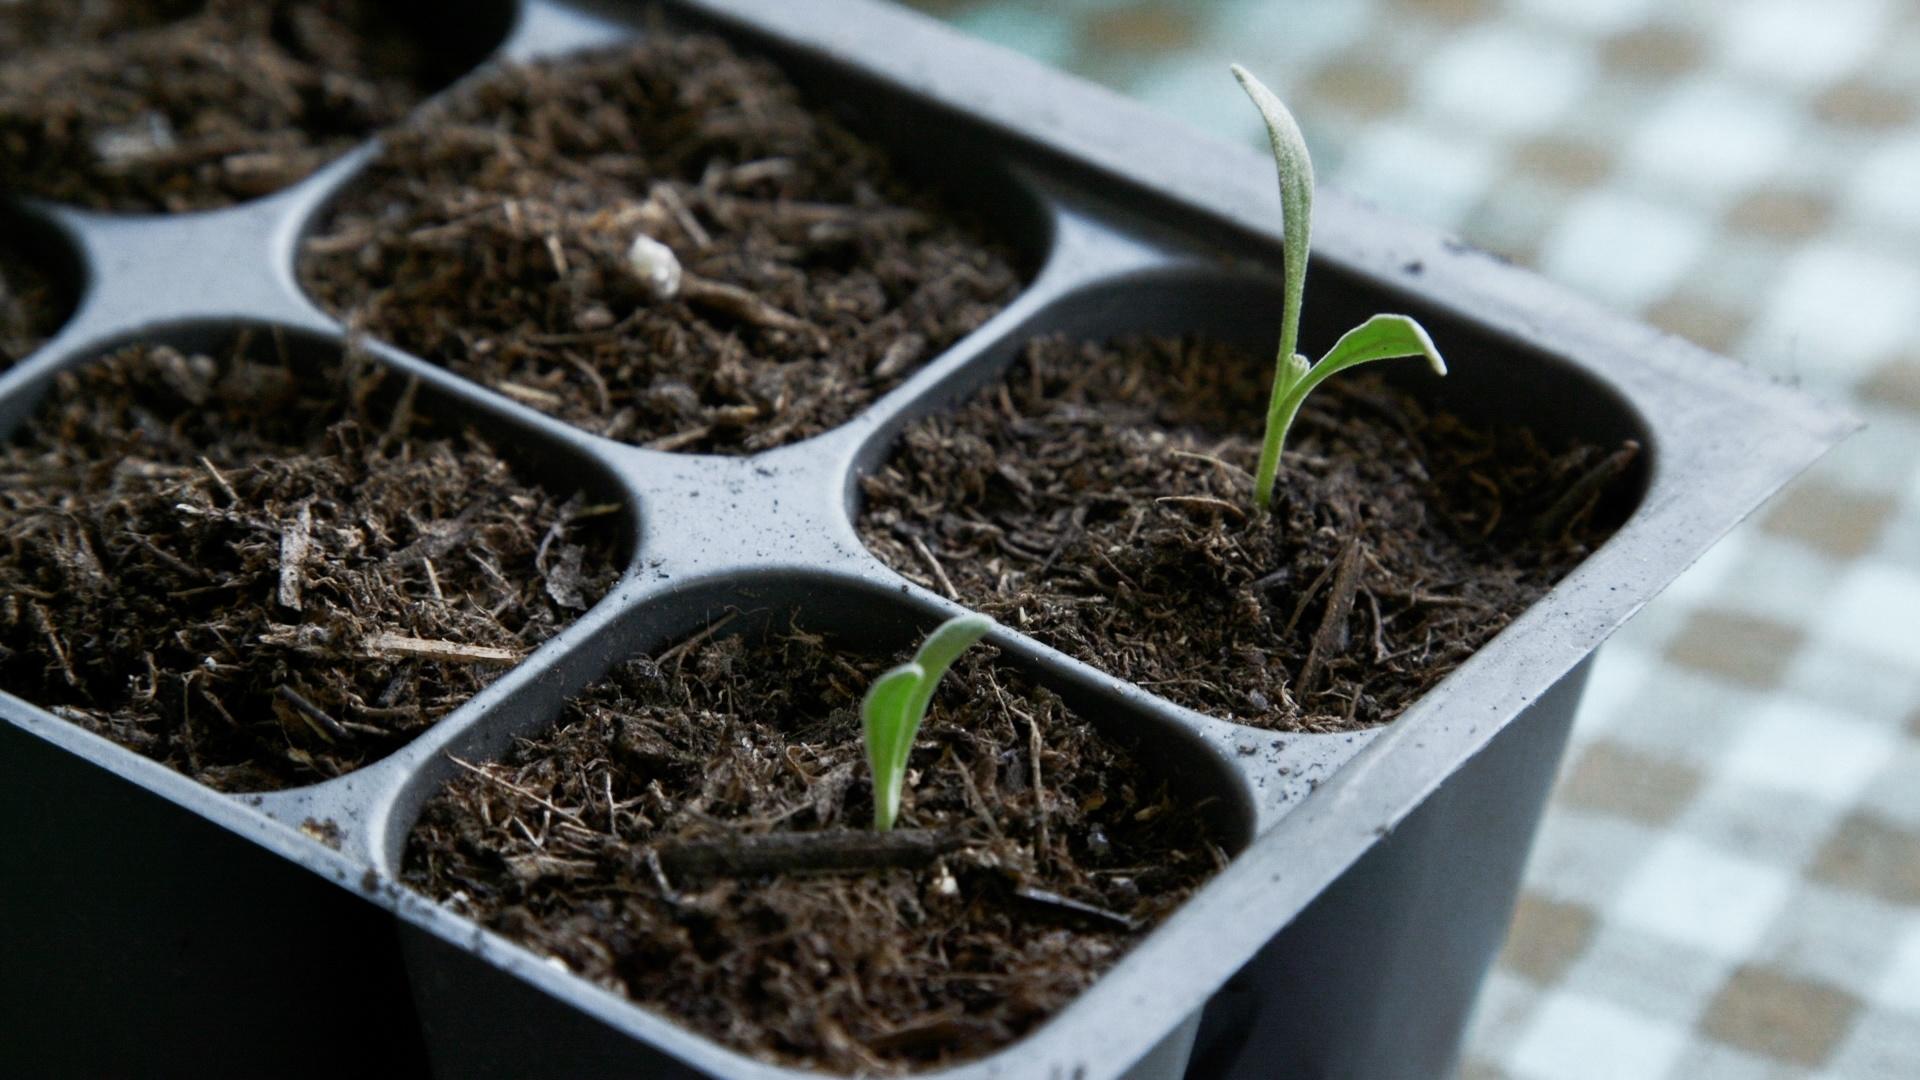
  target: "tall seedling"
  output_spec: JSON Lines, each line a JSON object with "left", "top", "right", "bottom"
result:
{"left": 1233, "top": 65, "right": 1449, "bottom": 512}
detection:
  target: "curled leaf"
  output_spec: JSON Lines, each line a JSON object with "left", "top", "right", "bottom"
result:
{"left": 862, "top": 613, "right": 994, "bottom": 831}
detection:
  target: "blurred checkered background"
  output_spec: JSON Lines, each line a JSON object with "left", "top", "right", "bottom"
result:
{"left": 900, "top": 1, "right": 1920, "bottom": 1076}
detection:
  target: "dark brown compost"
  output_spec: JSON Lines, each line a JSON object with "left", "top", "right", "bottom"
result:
{"left": 404, "top": 629, "right": 1227, "bottom": 1073}
{"left": 0, "top": 0, "right": 484, "bottom": 212}
{"left": 0, "top": 337, "right": 621, "bottom": 791}
{"left": 858, "top": 334, "right": 1635, "bottom": 731}
{"left": 0, "top": 238, "right": 69, "bottom": 369}
{"left": 300, "top": 36, "right": 1024, "bottom": 454}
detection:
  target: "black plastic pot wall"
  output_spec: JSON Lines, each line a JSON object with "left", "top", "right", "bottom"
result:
{"left": 0, "top": 1, "right": 1852, "bottom": 1078}
{"left": 0, "top": 719, "right": 430, "bottom": 1077}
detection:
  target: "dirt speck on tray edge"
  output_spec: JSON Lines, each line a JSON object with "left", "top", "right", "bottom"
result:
{"left": 404, "top": 628, "right": 1228, "bottom": 1074}
{"left": 0, "top": 334, "right": 623, "bottom": 791}
{"left": 858, "top": 333, "right": 1638, "bottom": 731}
{"left": 300, "top": 34, "right": 1025, "bottom": 455}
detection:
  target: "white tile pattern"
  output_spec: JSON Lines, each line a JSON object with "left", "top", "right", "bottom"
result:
{"left": 904, "top": 1, "right": 1920, "bottom": 1074}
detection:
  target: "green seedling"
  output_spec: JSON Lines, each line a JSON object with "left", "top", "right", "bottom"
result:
{"left": 862, "top": 613, "right": 993, "bottom": 831}
{"left": 1232, "top": 65, "right": 1449, "bottom": 511}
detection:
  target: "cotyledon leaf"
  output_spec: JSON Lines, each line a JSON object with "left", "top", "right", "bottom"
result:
{"left": 862, "top": 613, "right": 994, "bottom": 831}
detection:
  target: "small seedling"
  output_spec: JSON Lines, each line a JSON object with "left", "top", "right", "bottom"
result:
{"left": 1232, "top": 65, "right": 1449, "bottom": 512}
{"left": 861, "top": 613, "right": 993, "bottom": 831}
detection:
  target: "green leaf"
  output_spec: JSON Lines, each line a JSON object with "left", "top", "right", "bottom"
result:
{"left": 1232, "top": 63, "right": 1313, "bottom": 365}
{"left": 903, "top": 613, "right": 993, "bottom": 729}
{"left": 861, "top": 613, "right": 994, "bottom": 831}
{"left": 1299, "top": 314, "right": 1446, "bottom": 388}
{"left": 1235, "top": 64, "right": 1317, "bottom": 511}
{"left": 1258, "top": 314, "right": 1448, "bottom": 497}
{"left": 862, "top": 664, "right": 925, "bottom": 832}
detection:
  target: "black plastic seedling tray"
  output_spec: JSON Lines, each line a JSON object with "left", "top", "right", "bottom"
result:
{"left": 0, "top": 1, "right": 1853, "bottom": 1077}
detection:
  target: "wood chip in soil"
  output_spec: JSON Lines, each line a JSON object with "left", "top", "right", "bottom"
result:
{"left": 0, "top": 0, "right": 486, "bottom": 212}
{"left": 0, "top": 237, "right": 69, "bottom": 370}
{"left": 299, "top": 35, "right": 1025, "bottom": 454}
{"left": 858, "top": 334, "right": 1639, "bottom": 732}
{"left": 404, "top": 628, "right": 1228, "bottom": 1074}
{"left": 0, "top": 336, "right": 622, "bottom": 792}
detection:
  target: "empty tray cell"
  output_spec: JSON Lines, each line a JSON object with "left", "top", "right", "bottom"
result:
{"left": 0, "top": 213, "right": 79, "bottom": 371}
{"left": 0, "top": 0, "right": 515, "bottom": 212}
{"left": 300, "top": 33, "right": 1031, "bottom": 454}
{"left": 402, "top": 608, "right": 1240, "bottom": 1073}
{"left": 0, "top": 328, "right": 624, "bottom": 792}
{"left": 858, "top": 273, "right": 1647, "bottom": 731}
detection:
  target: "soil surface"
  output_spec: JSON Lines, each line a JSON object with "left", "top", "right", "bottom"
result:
{"left": 301, "top": 36, "right": 1024, "bottom": 454}
{"left": 404, "top": 628, "right": 1227, "bottom": 1073}
{"left": 0, "top": 337, "right": 621, "bottom": 791}
{"left": 0, "top": 238, "right": 68, "bottom": 369}
{"left": 859, "top": 335, "right": 1636, "bottom": 731}
{"left": 0, "top": 0, "right": 199, "bottom": 51}
{"left": 0, "top": 0, "right": 482, "bottom": 212}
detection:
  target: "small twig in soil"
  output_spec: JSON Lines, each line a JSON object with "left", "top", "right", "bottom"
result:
{"left": 384, "top": 501, "right": 488, "bottom": 568}
{"left": 680, "top": 273, "right": 823, "bottom": 344}
{"left": 128, "top": 529, "right": 201, "bottom": 583}
{"left": 30, "top": 602, "right": 79, "bottom": 688}
{"left": 1372, "top": 586, "right": 1479, "bottom": 609}
{"left": 649, "top": 183, "right": 711, "bottom": 248}
{"left": 1283, "top": 552, "right": 1342, "bottom": 636}
{"left": 543, "top": 233, "right": 570, "bottom": 277}
{"left": 381, "top": 376, "right": 420, "bottom": 450}
{"left": 652, "top": 828, "right": 966, "bottom": 879}
{"left": 1036, "top": 522, "right": 1084, "bottom": 577}
{"left": 1366, "top": 588, "right": 1388, "bottom": 663}
{"left": 559, "top": 351, "right": 614, "bottom": 414}
{"left": 1154, "top": 495, "right": 1247, "bottom": 521}
{"left": 495, "top": 381, "right": 566, "bottom": 409}
{"left": 1534, "top": 440, "right": 1640, "bottom": 541}
{"left": 655, "top": 611, "right": 741, "bottom": 671}
{"left": 1025, "top": 705, "right": 1051, "bottom": 869}
{"left": 196, "top": 685, "right": 241, "bottom": 730}
{"left": 197, "top": 456, "right": 239, "bottom": 504}
{"left": 277, "top": 684, "right": 346, "bottom": 741}
{"left": 643, "top": 425, "right": 714, "bottom": 452}
{"left": 1299, "top": 539, "right": 1364, "bottom": 695}
{"left": 534, "top": 493, "right": 582, "bottom": 571}
{"left": 944, "top": 745, "right": 1004, "bottom": 841}
{"left": 1166, "top": 448, "right": 1252, "bottom": 482}
{"left": 1469, "top": 472, "right": 1504, "bottom": 538}
{"left": 1012, "top": 885, "right": 1139, "bottom": 931}
{"left": 361, "top": 632, "right": 524, "bottom": 666}
{"left": 643, "top": 848, "right": 682, "bottom": 903}
{"left": 303, "top": 227, "right": 375, "bottom": 256}
{"left": 447, "top": 755, "right": 589, "bottom": 826}
{"left": 872, "top": 334, "right": 925, "bottom": 379}
{"left": 1250, "top": 566, "right": 1292, "bottom": 594}
{"left": 911, "top": 535, "right": 960, "bottom": 600}
{"left": 722, "top": 157, "right": 795, "bottom": 187}
{"left": 277, "top": 502, "right": 313, "bottom": 611}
